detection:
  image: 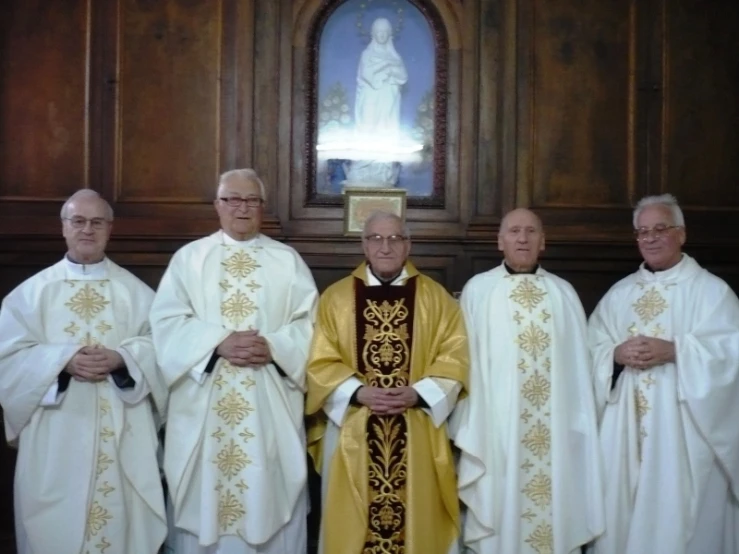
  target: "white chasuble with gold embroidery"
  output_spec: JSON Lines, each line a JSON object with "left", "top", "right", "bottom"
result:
{"left": 0, "top": 258, "right": 167, "bottom": 554}
{"left": 589, "top": 254, "right": 739, "bottom": 554}
{"left": 453, "top": 263, "right": 604, "bottom": 554}
{"left": 150, "top": 231, "right": 318, "bottom": 552}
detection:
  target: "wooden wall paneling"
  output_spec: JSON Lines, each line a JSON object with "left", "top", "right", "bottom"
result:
{"left": 220, "top": 0, "right": 255, "bottom": 175}
{"left": 639, "top": 0, "right": 662, "bottom": 201}
{"left": 515, "top": 0, "right": 647, "bottom": 239}
{"left": 0, "top": 1, "right": 91, "bottom": 206}
{"left": 660, "top": 0, "right": 739, "bottom": 210}
{"left": 114, "top": 0, "right": 224, "bottom": 205}
{"left": 469, "top": 0, "right": 494, "bottom": 221}
{"left": 252, "top": 0, "right": 282, "bottom": 231}
{"left": 531, "top": 0, "right": 636, "bottom": 207}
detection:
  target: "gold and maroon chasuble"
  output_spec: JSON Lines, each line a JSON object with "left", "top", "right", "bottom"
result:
{"left": 306, "top": 262, "right": 468, "bottom": 554}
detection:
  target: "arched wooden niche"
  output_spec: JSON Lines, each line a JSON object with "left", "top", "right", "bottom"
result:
{"left": 292, "top": 0, "right": 463, "bottom": 214}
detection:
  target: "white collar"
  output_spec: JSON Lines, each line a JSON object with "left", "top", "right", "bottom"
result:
{"left": 63, "top": 256, "right": 108, "bottom": 278}
{"left": 366, "top": 266, "right": 409, "bottom": 286}
{"left": 221, "top": 230, "right": 260, "bottom": 247}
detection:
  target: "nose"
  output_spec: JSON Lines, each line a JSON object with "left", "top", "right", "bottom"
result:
{"left": 379, "top": 240, "right": 393, "bottom": 253}
{"left": 643, "top": 231, "right": 659, "bottom": 243}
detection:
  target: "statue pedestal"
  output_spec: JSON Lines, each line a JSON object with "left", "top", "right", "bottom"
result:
{"left": 343, "top": 160, "right": 400, "bottom": 188}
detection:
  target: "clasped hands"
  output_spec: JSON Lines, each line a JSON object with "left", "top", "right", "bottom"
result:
{"left": 614, "top": 335, "right": 675, "bottom": 370}
{"left": 356, "top": 386, "right": 418, "bottom": 415}
{"left": 65, "top": 345, "right": 125, "bottom": 382}
{"left": 216, "top": 330, "right": 272, "bottom": 367}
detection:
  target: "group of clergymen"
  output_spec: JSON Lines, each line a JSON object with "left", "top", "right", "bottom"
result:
{"left": 0, "top": 168, "right": 738, "bottom": 554}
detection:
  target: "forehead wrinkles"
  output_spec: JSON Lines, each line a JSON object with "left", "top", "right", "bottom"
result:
{"left": 637, "top": 206, "right": 673, "bottom": 226}
{"left": 219, "top": 179, "right": 261, "bottom": 197}
{"left": 67, "top": 200, "right": 107, "bottom": 217}
{"left": 367, "top": 223, "right": 402, "bottom": 236}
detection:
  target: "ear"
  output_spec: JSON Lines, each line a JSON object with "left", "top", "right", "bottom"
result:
{"left": 540, "top": 233, "right": 546, "bottom": 252}
{"left": 497, "top": 233, "right": 504, "bottom": 252}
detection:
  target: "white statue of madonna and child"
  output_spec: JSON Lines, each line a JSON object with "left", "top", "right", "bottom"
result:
{"left": 343, "top": 17, "right": 409, "bottom": 188}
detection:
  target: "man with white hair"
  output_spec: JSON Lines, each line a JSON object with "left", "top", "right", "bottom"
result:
{"left": 589, "top": 194, "right": 739, "bottom": 553}
{"left": 0, "top": 189, "right": 168, "bottom": 554}
{"left": 306, "top": 210, "right": 468, "bottom": 554}
{"left": 150, "top": 168, "right": 318, "bottom": 553}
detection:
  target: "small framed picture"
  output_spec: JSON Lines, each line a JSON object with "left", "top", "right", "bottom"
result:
{"left": 343, "top": 187, "right": 407, "bottom": 236}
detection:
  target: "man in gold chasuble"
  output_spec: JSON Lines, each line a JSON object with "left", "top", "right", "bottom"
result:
{"left": 306, "top": 211, "right": 469, "bottom": 554}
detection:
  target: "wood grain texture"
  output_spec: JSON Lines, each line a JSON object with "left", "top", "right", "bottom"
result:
{"left": 660, "top": 0, "right": 739, "bottom": 208}
{"left": 0, "top": 0, "right": 90, "bottom": 200}
{"left": 116, "top": 0, "right": 223, "bottom": 203}
{"left": 523, "top": 0, "right": 635, "bottom": 209}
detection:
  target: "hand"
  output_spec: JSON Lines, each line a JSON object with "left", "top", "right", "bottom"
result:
{"left": 355, "top": 386, "right": 393, "bottom": 414}
{"left": 381, "top": 386, "right": 419, "bottom": 415}
{"left": 355, "top": 386, "right": 418, "bottom": 415}
{"left": 638, "top": 337, "right": 676, "bottom": 369}
{"left": 65, "top": 345, "right": 124, "bottom": 382}
{"left": 216, "top": 331, "right": 273, "bottom": 367}
{"left": 614, "top": 335, "right": 675, "bottom": 370}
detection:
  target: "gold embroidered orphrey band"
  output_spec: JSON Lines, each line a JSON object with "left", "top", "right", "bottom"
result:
{"left": 354, "top": 277, "right": 416, "bottom": 554}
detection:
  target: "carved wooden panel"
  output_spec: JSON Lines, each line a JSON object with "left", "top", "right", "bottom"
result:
{"left": 518, "top": 0, "right": 639, "bottom": 210}
{"left": 115, "top": 0, "right": 223, "bottom": 204}
{"left": 660, "top": 0, "right": 739, "bottom": 209}
{"left": 0, "top": 1, "right": 90, "bottom": 201}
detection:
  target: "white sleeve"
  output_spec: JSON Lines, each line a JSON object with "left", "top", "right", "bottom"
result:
{"left": 108, "top": 349, "right": 151, "bottom": 404}
{"left": 323, "top": 376, "right": 363, "bottom": 426}
{"left": 189, "top": 352, "right": 218, "bottom": 385}
{"left": 414, "top": 377, "right": 463, "bottom": 428}
{"left": 189, "top": 367, "right": 209, "bottom": 385}
{"left": 39, "top": 380, "right": 66, "bottom": 407}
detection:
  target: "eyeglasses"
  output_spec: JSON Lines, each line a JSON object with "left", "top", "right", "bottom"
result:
{"left": 219, "top": 196, "right": 264, "bottom": 208}
{"left": 633, "top": 224, "right": 682, "bottom": 241}
{"left": 363, "top": 234, "right": 409, "bottom": 247}
{"left": 63, "top": 217, "right": 110, "bottom": 230}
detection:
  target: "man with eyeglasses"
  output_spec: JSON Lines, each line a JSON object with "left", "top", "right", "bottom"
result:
{"left": 589, "top": 194, "right": 739, "bottom": 554}
{"left": 150, "top": 168, "right": 318, "bottom": 554}
{"left": 305, "top": 210, "right": 468, "bottom": 554}
{"left": 452, "top": 208, "right": 604, "bottom": 554}
{"left": 0, "top": 189, "right": 168, "bottom": 554}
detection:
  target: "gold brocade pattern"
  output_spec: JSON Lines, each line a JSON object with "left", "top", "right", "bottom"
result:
{"left": 61, "top": 280, "right": 123, "bottom": 554}
{"left": 508, "top": 276, "right": 554, "bottom": 553}
{"left": 632, "top": 286, "right": 667, "bottom": 324}
{"left": 628, "top": 281, "right": 668, "bottom": 462}
{"left": 65, "top": 283, "right": 110, "bottom": 323}
{"left": 510, "top": 279, "right": 547, "bottom": 312}
{"left": 362, "top": 300, "right": 410, "bottom": 385}
{"left": 359, "top": 286, "right": 413, "bottom": 554}
{"left": 516, "top": 322, "right": 551, "bottom": 361}
{"left": 209, "top": 245, "right": 262, "bottom": 536}
{"left": 222, "top": 249, "right": 260, "bottom": 279}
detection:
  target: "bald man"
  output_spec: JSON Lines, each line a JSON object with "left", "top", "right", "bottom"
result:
{"left": 452, "top": 208, "right": 604, "bottom": 554}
